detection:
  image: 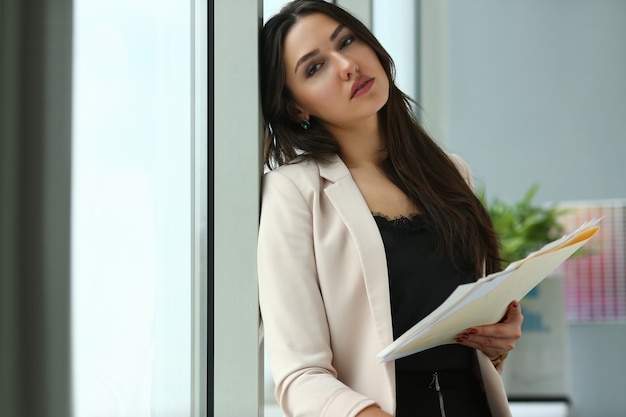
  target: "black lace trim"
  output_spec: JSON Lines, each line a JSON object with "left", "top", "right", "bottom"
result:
{"left": 372, "top": 212, "right": 428, "bottom": 232}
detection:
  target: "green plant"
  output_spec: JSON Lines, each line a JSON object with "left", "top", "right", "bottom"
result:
{"left": 479, "top": 184, "right": 567, "bottom": 268}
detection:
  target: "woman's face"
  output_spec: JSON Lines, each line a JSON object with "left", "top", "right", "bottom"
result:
{"left": 282, "top": 13, "right": 389, "bottom": 131}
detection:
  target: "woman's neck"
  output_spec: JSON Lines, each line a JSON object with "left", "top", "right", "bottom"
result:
{"left": 326, "top": 116, "right": 386, "bottom": 170}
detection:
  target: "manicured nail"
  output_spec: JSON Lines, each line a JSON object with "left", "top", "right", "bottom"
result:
{"left": 468, "top": 328, "right": 478, "bottom": 335}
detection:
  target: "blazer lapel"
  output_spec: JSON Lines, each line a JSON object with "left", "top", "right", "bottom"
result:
{"left": 318, "top": 155, "right": 394, "bottom": 350}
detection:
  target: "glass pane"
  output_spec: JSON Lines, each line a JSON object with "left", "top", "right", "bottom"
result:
{"left": 71, "top": 0, "right": 192, "bottom": 415}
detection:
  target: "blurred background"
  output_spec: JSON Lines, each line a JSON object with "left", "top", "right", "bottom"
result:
{"left": 1, "top": 1, "right": 623, "bottom": 416}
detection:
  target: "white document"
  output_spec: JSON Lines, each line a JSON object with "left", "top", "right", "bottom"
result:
{"left": 377, "top": 218, "right": 601, "bottom": 362}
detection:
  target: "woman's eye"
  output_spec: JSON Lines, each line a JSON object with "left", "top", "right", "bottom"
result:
{"left": 306, "top": 63, "right": 322, "bottom": 77}
{"left": 340, "top": 35, "right": 355, "bottom": 49}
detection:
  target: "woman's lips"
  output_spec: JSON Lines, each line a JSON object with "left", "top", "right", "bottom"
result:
{"left": 350, "top": 76, "right": 374, "bottom": 99}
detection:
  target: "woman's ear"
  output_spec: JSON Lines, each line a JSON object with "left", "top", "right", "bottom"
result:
{"left": 286, "top": 102, "right": 308, "bottom": 123}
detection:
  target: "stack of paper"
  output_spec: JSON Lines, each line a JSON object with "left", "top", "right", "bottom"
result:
{"left": 377, "top": 218, "right": 601, "bottom": 362}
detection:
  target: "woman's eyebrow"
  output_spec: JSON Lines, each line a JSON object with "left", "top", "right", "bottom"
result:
{"left": 329, "top": 24, "right": 345, "bottom": 41}
{"left": 294, "top": 24, "right": 346, "bottom": 73}
{"left": 295, "top": 49, "right": 320, "bottom": 73}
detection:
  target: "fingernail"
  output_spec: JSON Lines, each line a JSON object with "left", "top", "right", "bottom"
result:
{"left": 469, "top": 328, "right": 478, "bottom": 335}
{"left": 513, "top": 301, "right": 519, "bottom": 307}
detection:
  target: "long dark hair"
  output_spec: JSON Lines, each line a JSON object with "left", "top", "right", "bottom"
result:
{"left": 260, "top": 0, "right": 501, "bottom": 276}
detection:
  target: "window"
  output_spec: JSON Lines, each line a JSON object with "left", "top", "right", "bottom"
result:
{"left": 71, "top": 0, "right": 206, "bottom": 415}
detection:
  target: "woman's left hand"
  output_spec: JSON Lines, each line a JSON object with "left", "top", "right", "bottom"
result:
{"left": 455, "top": 300, "right": 524, "bottom": 362}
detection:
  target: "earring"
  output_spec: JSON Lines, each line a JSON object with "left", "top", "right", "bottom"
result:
{"left": 300, "top": 119, "right": 310, "bottom": 130}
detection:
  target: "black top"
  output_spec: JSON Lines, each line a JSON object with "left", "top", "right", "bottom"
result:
{"left": 374, "top": 214, "right": 492, "bottom": 417}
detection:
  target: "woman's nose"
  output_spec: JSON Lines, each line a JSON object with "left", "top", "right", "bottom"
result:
{"left": 332, "top": 52, "right": 359, "bottom": 80}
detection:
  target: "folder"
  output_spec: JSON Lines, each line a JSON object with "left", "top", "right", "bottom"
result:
{"left": 377, "top": 218, "right": 601, "bottom": 362}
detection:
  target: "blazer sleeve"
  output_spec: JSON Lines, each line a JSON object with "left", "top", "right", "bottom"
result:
{"left": 257, "top": 169, "right": 377, "bottom": 417}
{"left": 448, "top": 153, "right": 475, "bottom": 190}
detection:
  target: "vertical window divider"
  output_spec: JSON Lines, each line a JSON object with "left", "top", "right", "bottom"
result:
{"left": 192, "top": 0, "right": 209, "bottom": 415}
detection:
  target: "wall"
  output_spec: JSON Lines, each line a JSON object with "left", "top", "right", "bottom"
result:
{"left": 213, "top": 0, "right": 264, "bottom": 415}
{"left": 445, "top": 0, "right": 626, "bottom": 204}
{"left": 567, "top": 324, "right": 626, "bottom": 417}
{"left": 438, "top": 1, "right": 626, "bottom": 416}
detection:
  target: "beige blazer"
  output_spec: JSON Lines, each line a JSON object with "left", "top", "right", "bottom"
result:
{"left": 258, "top": 153, "right": 512, "bottom": 417}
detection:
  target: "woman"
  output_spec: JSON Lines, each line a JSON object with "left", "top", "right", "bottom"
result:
{"left": 257, "top": 1, "right": 523, "bottom": 416}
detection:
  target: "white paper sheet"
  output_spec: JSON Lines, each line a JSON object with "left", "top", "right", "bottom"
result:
{"left": 377, "top": 218, "right": 601, "bottom": 362}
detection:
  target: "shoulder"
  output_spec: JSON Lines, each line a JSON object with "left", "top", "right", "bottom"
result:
{"left": 265, "top": 157, "right": 320, "bottom": 179}
{"left": 447, "top": 153, "right": 474, "bottom": 189}
{"left": 263, "top": 153, "right": 348, "bottom": 191}
{"left": 261, "top": 157, "right": 328, "bottom": 209}
{"left": 263, "top": 157, "right": 322, "bottom": 191}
